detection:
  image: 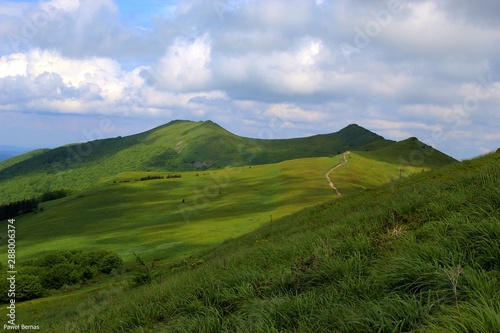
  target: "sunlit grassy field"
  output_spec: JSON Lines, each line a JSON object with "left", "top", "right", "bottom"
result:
{"left": 1, "top": 153, "right": 423, "bottom": 267}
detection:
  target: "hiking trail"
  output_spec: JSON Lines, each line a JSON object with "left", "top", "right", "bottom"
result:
{"left": 325, "top": 151, "right": 350, "bottom": 196}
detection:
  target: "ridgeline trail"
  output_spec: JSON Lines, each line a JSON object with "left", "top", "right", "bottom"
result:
{"left": 325, "top": 151, "right": 350, "bottom": 196}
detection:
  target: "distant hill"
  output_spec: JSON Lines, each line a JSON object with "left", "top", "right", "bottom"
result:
{"left": 0, "top": 154, "right": 13, "bottom": 162}
{"left": 357, "top": 137, "right": 457, "bottom": 167}
{"left": 0, "top": 120, "right": 456, "bottom": 204}
{"left": 0, "top": 146, "right": 32, "bottom": 161}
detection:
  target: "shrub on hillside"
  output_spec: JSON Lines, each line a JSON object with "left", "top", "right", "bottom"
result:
{"left": 140, "top": 175, "right": 164, "bottom": 181}
{"left": 36, "top": 250, "right": 123, "bottom": 289}
{"left": 16, "top": 275, "right": 44, "bottom": 301}
{"left": 41, "top": 263, "right": 79, "bottom": 289}
{"left": 0, "top": 274, "right": 44, "bottom": 303}
{"left": 0, "top": 250, "right": 125, "bottom": 303}
{"left": 97, "top": 252, "right": 123, "bottom": 274}
{"left": 39, "top": 189, "right": 70, "bottom": 203}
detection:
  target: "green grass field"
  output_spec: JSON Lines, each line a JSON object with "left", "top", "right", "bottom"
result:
{"left": 4, "top": 151, "right": 497, "bottom": 332}
{"left": 0, "top": 151, "right": 435, "bottom": 329}
{"left": 1, "top": 153, "right": 424, "bottom": 266}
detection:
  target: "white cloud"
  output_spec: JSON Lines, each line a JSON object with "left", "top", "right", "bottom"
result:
{"left": 239, "top": 0, "right": 314, "bottom": 31}
{"left": 0, "top": 52, "right": 27, "bottom": 77}
{"left": 0, "top": 0, "right": 500, "bottom": 159}
{"left": 0, "top": 48, "right": 223, "bottom": 118}
{"left": 156, "top": 34, "right": 212, "bottom": 92}
{"left": 0, "top": 49, "right": 133, "bottom": 106}
{"left": 263, "top": 103, "right": 328, "bottom": 123}
{"left": 380, "top": 1, "right": 500, "bottom": 59}
{"left": 213, "top": 37, "right": 331, "bottom": 96}
{"left": 399, "top": 104, "right": 457, "bottom": 120}
{"left": 364, "top": 119, "right": 441, "bottom": 132}
{"left": 482, "top": 133, "right": 500, "bottom": 141}
{"left": 47, "top": 0, "right": 80, "bottom": 13}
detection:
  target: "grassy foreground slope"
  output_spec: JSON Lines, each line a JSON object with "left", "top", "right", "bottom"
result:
{"left": 18, "top": 153, "right": 500, "bottom": 331}
{"left": 0, "top": 121, "right": 456, "bottom": 204}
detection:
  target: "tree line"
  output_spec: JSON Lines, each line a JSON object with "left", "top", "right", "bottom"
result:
{"left": 0, "top": 198, "right": 38, "bottom": 220}
{"left": 139, "top": 174, "right": 182, "bottom": 181}
{"left": 0, "top": 189, "right": 70, "bottom": 220}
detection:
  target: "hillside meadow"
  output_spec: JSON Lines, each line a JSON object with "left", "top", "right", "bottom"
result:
{"left": 0, "top": 152, "right": 432, "bottom": 328}
{"left": 1, "top": 153, "right": 424, "bottom": 266}
{"left": 34, "top": 151, "right": 498, "bottom": 332}
{"left": 2, "top": 151, "right": 497, "bottom": 331}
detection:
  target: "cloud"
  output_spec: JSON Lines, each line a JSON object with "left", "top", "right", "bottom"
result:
{"left": 263, "top": 103, "right": 328, "bottom": 123}
{"left": 155, "top": 34, "right": 213, "bottom": 92}
{"left": 0, "top": 48, "right": 219, "bottom": 118}
{"left": 366, "top": 119, "right": 442, "bottom": 131}
{"left": 237, "top": 0, "right": 315, "bottom": 31}
{"left": 376, "top": 2, "right": 500, "bottom": 60}
{"left": 216, "top": 37, "right": 327, "bottom": 96}
{"left": 439, "top": 0, "right": 500, "bottom": 28}
{"left": 0, "top": 0, "right": 499, "bottom": 159}
{"left": 0, "top": 49, "right": 128, "bottom": 107}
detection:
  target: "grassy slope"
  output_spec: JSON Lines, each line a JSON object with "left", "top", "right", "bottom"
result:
{"left": 0, "top": 121, "right": 455, "bottom": 204}
{"left": 0, "top": 153, "right": 425, "bottom": 328}
{"left": 0, "top": 153, "right": 424, "bottom": 267}
{"left": 358, "top": 137, "right": 458, "bottom": 167}
{"left": 12, "top": 151, "right": 498, "bottom": 332}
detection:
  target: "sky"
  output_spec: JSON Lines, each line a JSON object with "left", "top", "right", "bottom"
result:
{"left": 0, "top": 0, "right": 499, "bottom": 160}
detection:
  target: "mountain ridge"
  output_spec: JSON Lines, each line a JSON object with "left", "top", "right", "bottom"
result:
{"left": 0, "top": 120, "right": 456, "bottom": 204}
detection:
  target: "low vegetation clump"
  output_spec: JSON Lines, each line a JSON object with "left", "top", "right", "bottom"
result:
{"left": 139, "top": 174, "right": 181, "bottom": 181}
{"left": 0, "top": 250, "right": 122, "bottom": 302}
{"left": 17, "top": 152, "right": 497, "bottom": 332}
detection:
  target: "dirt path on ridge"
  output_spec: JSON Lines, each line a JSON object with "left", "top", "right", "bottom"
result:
{"left": 325, "top": 151, "right": 350, "bottom": 196}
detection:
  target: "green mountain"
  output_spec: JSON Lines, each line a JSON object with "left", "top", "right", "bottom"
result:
{"left": 9, "top": 149, "right": 499, "bottom": 332}
{"left": 0, "top": 120, "right": 456, "bottom": 204}
{"left": 358, "top": 137, "right": 457, "bottom": 167}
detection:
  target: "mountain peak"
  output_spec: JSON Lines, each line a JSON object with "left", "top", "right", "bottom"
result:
{"left": 339, "top": 124, "right": 380, "bottom": 136}
{"left": 165, "top": 119, "right": 196, "bottom": 126}
{"left": 334, "top": 123, "right": 389, "bottom": 147}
